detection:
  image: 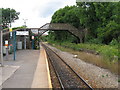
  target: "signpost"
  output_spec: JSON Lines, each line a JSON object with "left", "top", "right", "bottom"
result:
{"left": 5, "top": 40, "right": 9, "bottom": 60}
{"left": 16, "top": 31, "right": 29, "bottom": 49}
{"left": 31, "top": 29, "right": 38, "bottom": 34}
{"left": 5, "top": 40, "right": 8, "bottom": 48}
{"left": 16, "top": 31, "right": 29, "bottom": 36}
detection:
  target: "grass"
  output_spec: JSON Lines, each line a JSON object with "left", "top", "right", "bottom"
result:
{"left": 49, "top": 41, "right": 119, "bottom": 75}
{"left": 50, "top": 41, "right": 119, "bottom": 62}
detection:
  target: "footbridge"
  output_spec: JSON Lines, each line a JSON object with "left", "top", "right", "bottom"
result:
{"left": 29, "top": 23, "right": 84, "bottom": 43}
{"left": 1, "top": 23, "right": 85, "bottom": 43}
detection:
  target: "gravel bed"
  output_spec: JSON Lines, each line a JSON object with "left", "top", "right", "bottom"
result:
{"left": 46, "top": 44, "right": 119, "bottom": 89}
{"left": 45, "top": 45, "right": 89, "bottom": 88}
{"left": 47, "top": 56, "right": 61, "bottom": 88}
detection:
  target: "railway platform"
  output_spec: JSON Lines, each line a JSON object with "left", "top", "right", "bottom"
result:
{"left": 31, "top": 45, "right": 52, "bottom": 88}
{"left": 0, "top": 45, "right": 52, "bottom": 89}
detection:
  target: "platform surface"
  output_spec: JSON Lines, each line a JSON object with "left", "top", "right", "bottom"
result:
{"left": 31, "top": 45, "right": 52, "bottom": 88}
{"left": 1, "top": 47, "right": 52, "bottom": 89}
{"left": 0, "top": 65, "right": 19, "bottom": 89}
{"left": 2, "top": 50, "right": 39, "bottom": 88}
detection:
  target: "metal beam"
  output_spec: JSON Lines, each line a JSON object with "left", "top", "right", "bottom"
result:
{"left": 2, "top": 23, "right": 84, "bottom": 44}
{"left": 3, "top": 29, "right": 21, "bottom": 35}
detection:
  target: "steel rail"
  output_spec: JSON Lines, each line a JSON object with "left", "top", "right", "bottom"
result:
{"left": 44, "top": 46, "right": 65, "bottom": 90}
{"left": 42, "top": 43, "right": 94, "bottom": 90}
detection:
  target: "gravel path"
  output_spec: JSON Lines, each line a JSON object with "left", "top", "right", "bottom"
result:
{"left": 46, "top": 44, "right": 119, "bottom": 89}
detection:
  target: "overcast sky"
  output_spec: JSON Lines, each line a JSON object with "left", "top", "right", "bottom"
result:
{"left": 0, "top": 0, "right": 76, "bottom": 28}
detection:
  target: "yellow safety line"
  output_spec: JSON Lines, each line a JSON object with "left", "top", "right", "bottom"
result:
{"left": 44, "top": 49, "right": 53, "bottom": 89}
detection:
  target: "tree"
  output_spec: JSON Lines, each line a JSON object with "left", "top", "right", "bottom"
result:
{"left": 94, "top": 2, "right": 120, "bottom": 44}
{"left": 49, "top": 2, "right": 120, "bottom": 44}
{"left": 50, "top": 6, "right": 80, "bottom": 42}
{"left": 77, "top": 2, "right": 120, "bottom": 44}
{"left": 0, "top": 8, "right": 20, "bottom": 28}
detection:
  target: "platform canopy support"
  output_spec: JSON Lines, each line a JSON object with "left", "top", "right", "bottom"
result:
{"left": 0, "top": 26, "right": 4, "bottom": 67}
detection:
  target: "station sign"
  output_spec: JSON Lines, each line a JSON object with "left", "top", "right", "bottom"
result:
{"left": 16, "top": 31, "right": 29, "bottom": 35}
{"left": 5, "top": 40, "right": 8, "bottom": 48}
{"left": 31, "top": 29, "right": 38, "bottom": 34}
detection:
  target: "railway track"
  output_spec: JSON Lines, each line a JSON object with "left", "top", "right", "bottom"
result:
{"left": 42, "top": 43, "right": 93, "bottom": 89}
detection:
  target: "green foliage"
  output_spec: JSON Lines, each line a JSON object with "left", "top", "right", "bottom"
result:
{"left": 47, "top": 2, "right": 119, "bottom": 62}
{"left": 87, "top": 38, "right": 102, "bottom": 44}
{"left": 50, "top": 6, "right": 80, "bottom": 42}
{"left": 110, "top": 39, "right": 119, "bottom": 46}
{"left": 41, "top": 35, "right": 48, "bottom": 41}
{"left": 0, "top": 8, "right": 20, "bottom": 28}
{"left": 49, "top": 2, "right": 120, "bottom": 45}
{"left": 12, "top": 26, "right": 26, "bottom": 30}
{"left": 118, "top": 79, "right": 120, "bottom": 83}
{"left": 77, "top": 2, "right": 120, "bottom": 43}
{"left": 49, "top": 41, "right": 119, "bottom": 61}
{"left": 2, "top": 26, "right": 26, "bottom": 31}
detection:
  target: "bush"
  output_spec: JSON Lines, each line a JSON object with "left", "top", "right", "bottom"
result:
{"left": 110, "top": 39, "right": 119, "bottom": 46}
{"left": 87, "top": 38, "right": 102, "bottom": 44}
{"left": 49, "top": 41, "right": 119, "bottom": 61}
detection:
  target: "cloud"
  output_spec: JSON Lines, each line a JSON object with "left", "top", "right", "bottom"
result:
{"left": 0, "top": 0, "right": 76, "bottom": 28}
{"left": 38, "top": 1, "right": 63, "bottom": 18}
{"left": 35, "top": 0, "right": 76, "bottom": 18}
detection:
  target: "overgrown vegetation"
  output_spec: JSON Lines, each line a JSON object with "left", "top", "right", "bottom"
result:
{"left": 45, "top": 41, "right": 119, "bottom": 75}
{"left": 42, "top": 1, "right": 120, "bottom": 72}
{"left": 43, "top": 2, "right": 119, "bottom": 62}
{"left": 47, "top": 41, "right": 118, "bottom": 62}
{"left": 12, "top": 26, "right": 26, "bottom": 30}
{"left": 0, "top": 8, "right": 20, "bottom": 28}
{"left": 49, "top": 2, "right": 120, "bottom": 44}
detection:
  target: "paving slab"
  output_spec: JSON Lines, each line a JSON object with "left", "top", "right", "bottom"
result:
{"left": 2, "top": 50, "right": 39, "bottom": 88}
{"left": 31, "top": 45, "right": 52, "bottom": 88}
{"left": 0, "top": 65, "right": 19, "bottom": 89}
